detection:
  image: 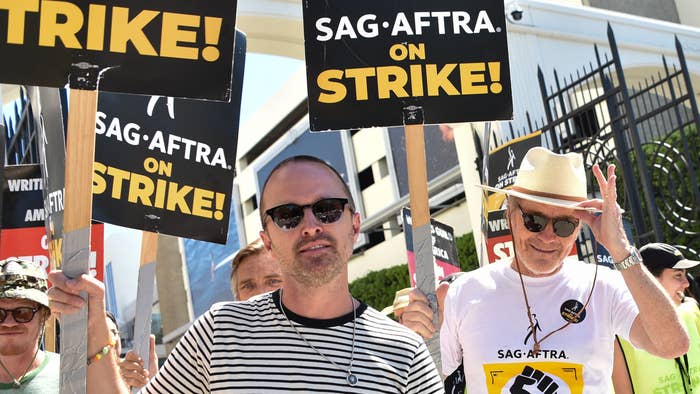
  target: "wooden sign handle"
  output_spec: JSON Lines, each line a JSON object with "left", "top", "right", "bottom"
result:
{"left": 60, "top": 64, "right": 100, "bottom": 394}
{"left": 130, "top": 231, "right": 159, "bottom": 393}
{"left": 404, "top": 123, "right": 441, "bottom": 371}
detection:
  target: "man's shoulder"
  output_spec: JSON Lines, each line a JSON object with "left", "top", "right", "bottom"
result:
{"left": 449, "top": 260, "right": 507, "bottom": 289}
{"left": 206, "top": 293, "right": 277, "bottom": 320}
{"left": 359, "top": 305, "right": 427, "bottom": 347}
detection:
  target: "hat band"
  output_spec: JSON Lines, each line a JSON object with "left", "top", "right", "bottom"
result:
{"left": 511, "top": 186, "right": 586, "bottom": 202}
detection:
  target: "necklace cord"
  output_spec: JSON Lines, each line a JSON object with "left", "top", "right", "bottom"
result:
{"left": 0, "top": 317, "right": 45, "bottom": 387}
{"left": 508, "top": 210, "right": 599, "bottom": 352}
{"left": 278, "top": 289, "right": 357, "bottom": 383}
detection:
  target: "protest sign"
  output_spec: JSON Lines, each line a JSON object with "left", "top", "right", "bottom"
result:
{"left": 0, "top": 164, "right": 104, "bottom": 279}
{"left": 31, "top": 86, "right": 66, "bottom": 268}
{"left": 0, "top": 0, "right": 238, "bottom": 100}
{"left": 303, "top": 0, "right": 511, "bottom": 131}
{"left": 0, "top": 2, "right": 240, "bottom": 389}
{"left": 0, "top": 224, "right": 104, "bottom": 280}
{"left": 92, "top": 30, "right": 246, "bottom": 243}
{"left": 402, "top": 207, "right": 460, "bottom": 286}
{"left": 1, "top": 165, "right": 45, "bottom": 229}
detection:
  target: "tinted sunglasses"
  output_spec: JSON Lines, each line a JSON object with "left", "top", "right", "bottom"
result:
{"left": 518, "top": 205, "right": 579, "bottom": 238}
{"left": 265, "top": 198, "right": 351, "bottom": 231}
{"left": 0, "top": 306, "right": 41, "bottom": 324}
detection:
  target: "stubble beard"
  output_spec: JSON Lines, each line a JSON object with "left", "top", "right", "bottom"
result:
{"left": 286, "top": 231, "right": 353, "bottom": 288}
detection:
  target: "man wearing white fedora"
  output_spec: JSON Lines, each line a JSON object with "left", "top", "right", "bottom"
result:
{"left": 402, "top": 147, "right": 688, "bottom": 393}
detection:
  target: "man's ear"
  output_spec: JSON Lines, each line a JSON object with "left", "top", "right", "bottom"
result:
{"left": 260, "top": 230, "right": 272, "bottom": 251}
{"left": 351, "top": 212, "right": 361, "bottom": 240}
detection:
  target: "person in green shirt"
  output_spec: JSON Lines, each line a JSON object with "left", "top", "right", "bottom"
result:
{"left": 615, "top": 243, "right": 700, "bottom": 393}
{"left": 0, "top": 258, "right": 58, "bottom": 392}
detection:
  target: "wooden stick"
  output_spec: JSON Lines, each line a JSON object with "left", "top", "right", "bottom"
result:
{"left": 131, "top": 231, "right": 158, "bottom": 394}
{"left": 405, "top": 124, "right": 430, "bottom": 227}
{"left": 404, "top": 123, "right": 440, "bottom": 370}
{"left": 60, "top": 86, "right": 98, "bottom": 394}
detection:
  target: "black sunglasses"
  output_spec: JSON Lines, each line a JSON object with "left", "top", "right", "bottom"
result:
{"left": 265, "top": 198, "right": 351, "bottom": 231}
{"left": 0, "top": 306, "right": 41, "bottom": 324}
{"left": 518, "top": 205, "right": 579, "bottom": 238}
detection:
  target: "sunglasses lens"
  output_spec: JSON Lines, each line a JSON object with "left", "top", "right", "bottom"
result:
{"left": 270, "top": 205, "right": 304, "bottom": 230}
{"left": 553, "top": 219, "right": 578, "bottom": 237}
{"left": 13, "top": 308, "right": 35, "bottom": 323}
{"left": 0, "top": 310, "right": 6, "bottom": 323}
{"left": 522, "top": 213, "right": 547, "bottom": 233}
{"left": 312, "top": 199, "right": 346, "bottom": 224}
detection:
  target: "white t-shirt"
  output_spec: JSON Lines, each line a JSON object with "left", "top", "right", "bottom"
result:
{"left": 441, "top": 259, "right": 638, "bottom": 394}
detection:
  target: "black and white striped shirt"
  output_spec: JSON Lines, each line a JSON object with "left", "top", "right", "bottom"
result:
{"left": 142, "top": 289, "right": 444, "bottom": 393}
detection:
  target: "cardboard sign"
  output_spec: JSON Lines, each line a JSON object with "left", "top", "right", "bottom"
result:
{"left": 33, "top": 86, "right": 67, "bottom": 271}
{"left": 485, "top": 131, "right": 541, "bottom": 211}
{"left": 303, "top": 0, "right": 512, "bottom": 130}
{"left": 0, "top": 224, "right": 104, "bottom": 281}
{"left": 0, "top": 0, "right": 237, "bottom": 100}
{"left": 92, "top": 31, "right": 246, "bottom": 243}
{"left": 402, "top": 207, "right": 460, "bottom": 286}
{"left": 0, "top": 163, "right": 104, "bottom": 279}
{"left": 2, "top": 164, "right": 46, "bottom": 229}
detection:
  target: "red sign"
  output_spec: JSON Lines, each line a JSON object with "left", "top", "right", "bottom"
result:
{"left": 0, "top": 224, "right": 104, "bottom": 281}
{"left": 485, "top": 233, "right": 577, "bottom": 263}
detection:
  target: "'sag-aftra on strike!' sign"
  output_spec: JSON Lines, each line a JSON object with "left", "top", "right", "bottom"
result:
{"left": 0, "top": 0, "right": 237, "bottom": 100}
{"left": 303, "top": 0, "right": 513, "bottom": 131}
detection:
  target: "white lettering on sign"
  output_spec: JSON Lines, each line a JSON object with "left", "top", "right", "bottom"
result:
{"left": 7, "top": 178, "right": 43, "bottom": 192}
{"left": 488, "top": 218, "right": 509, "bottom": 232}
{"left": 493, "top": 241, "right": 514, "bottom": 260}
{"left": 24, "top": 208, "right": 46, "bottom": 222}
{"left": 46, "top": 188, "right": 65, "bottom": 214}
{"left": 95, "top": 112, "right": 230, "bottom": 170}
{"left": 315, "top": 11, "right": 497, "bottom": 42}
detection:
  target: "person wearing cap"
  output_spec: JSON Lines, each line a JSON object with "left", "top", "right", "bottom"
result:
{"left": 0, "top": 258, "right": 59, "bottom": 391}
{"left": 614, "top": 243, "right": 700, "bottom": 393}
{"left": 402, "top": 147, "right": 688, "bottom": 393}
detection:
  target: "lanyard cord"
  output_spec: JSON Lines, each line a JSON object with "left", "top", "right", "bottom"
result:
{"left": 508, "top": 210, "right": 599, "bottom": 352}
{"left": 675, "top": 354, "right": 693, "bottom": 393}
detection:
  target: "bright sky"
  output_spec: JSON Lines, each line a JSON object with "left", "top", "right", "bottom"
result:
{"left": 239, "top": 52, "right": 304, "bottom": 124}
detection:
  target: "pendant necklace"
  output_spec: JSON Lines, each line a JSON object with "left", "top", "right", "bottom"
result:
{"left": 0, "top": 347, "right": 40, "bottom": 388}
{"left": 279, "top": 289, "right": 358, "bottom": 386}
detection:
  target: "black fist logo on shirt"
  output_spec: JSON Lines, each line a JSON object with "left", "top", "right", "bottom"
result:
{"left": 509, "top": 366, "right": 559, "bottom": 394}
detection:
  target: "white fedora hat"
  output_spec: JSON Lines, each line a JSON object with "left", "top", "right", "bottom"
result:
{"left": 479, "top": 147, "right": 596, "bottom": 211}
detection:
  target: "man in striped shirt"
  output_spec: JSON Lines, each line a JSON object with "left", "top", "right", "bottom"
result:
{"left": 49, "top": 155, "right": 444, "bottom": 393}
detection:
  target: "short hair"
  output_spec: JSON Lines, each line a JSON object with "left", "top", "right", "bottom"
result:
{"left": 646, "top": 265, "right": 665, "bottom": 278}
{"left": 105, "top": 311, "right": 118, "bottom": 330}
{"left": 258, "top": 155, "right": 355, "bottom": 226}
{"left": 230, "top": 239, "right": 267, "bottom": 299}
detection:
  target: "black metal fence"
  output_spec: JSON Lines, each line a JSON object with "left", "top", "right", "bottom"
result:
{"left": 500, "top": 24, "right": 700, "bottom": 262}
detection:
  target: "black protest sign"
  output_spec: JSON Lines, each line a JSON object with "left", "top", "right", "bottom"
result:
{"left": 92, "top": 31, "right": 245, "bottom": 243}
{"left": 483, "top": 132, "right": 539, "bottom": 263}
{"left": 2, "top": 165, "right": 45, "bottom": 229}
{"left": 0, "top": 0, "right": 237, "bottom": 100}
{"left": 33, "top": 86, "right": 67, "bottom": 269}
{"left": 485, "top": 131, "right": 541, "bottom": 211}
{"left": 402, "top": 207, "right": 460, "bottom": 286}
{"left": 303, "top": 0, "right": 512, "bottom": 131}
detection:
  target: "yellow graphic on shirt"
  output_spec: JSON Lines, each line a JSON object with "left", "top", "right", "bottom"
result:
{"left": 484, "top": 362, "right": 583, "bottom": 394}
